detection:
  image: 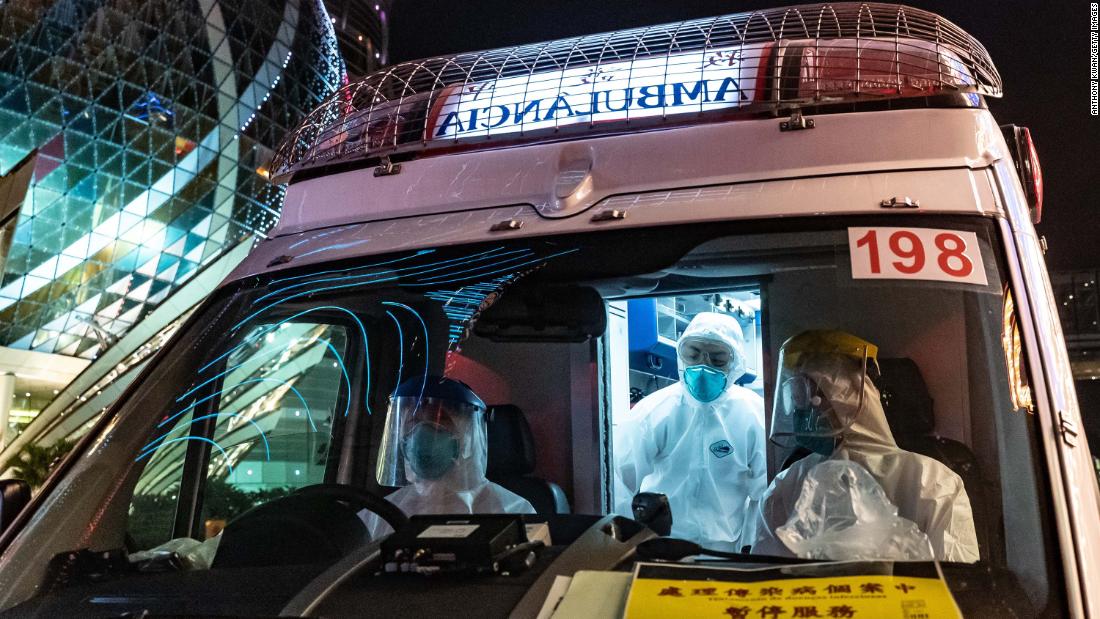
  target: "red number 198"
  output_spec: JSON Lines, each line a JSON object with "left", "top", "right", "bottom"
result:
{"left": 855, "top": 229, "right": 973, "bottom": 278}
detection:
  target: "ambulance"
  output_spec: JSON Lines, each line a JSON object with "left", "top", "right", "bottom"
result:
{"left": 0, "top": 3, "right": 1094, "bottom": 618}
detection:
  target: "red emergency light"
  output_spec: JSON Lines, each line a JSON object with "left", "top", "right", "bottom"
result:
{"left": 1001, "top": 125, "right": 1044, "bottom": 224}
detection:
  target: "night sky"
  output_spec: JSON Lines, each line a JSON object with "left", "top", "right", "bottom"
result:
{"left": 389, "top": 0, "right": 1099, "bottom": 271}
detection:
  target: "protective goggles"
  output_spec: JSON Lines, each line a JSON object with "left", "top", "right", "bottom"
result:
{"left": 678, "top": 338, "right": 734, "bottom": 371}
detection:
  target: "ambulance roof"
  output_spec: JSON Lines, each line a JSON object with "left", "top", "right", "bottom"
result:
{"left": 269, "top": 2, "right": 1001, "bottom": 183}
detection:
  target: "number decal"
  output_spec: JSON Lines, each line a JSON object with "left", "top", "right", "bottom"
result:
{"left": 848, "top": 227, "right": 988, "bottom": 285}
{"left": 888, "top": 231, "right": 925, "bottom": 274}
{"left": 934, "top": 232, "right": 974, "bottom": 278}
{"left": 854, "top": 230, "right": 881, "bottom": 274}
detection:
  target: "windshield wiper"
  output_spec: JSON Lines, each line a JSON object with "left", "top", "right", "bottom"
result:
{"left": 635, "top": 537, "right": 815, "bottom": 564}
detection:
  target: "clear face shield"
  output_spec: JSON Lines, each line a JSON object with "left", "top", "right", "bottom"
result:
{"left": 376, "top": 396, "right": 487, "bottom": 488}
{"left": 770, "top": 332, "right": 878, "bottom": 456}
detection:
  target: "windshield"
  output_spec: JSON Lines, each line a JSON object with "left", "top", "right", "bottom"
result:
{"left": 0, "top": 216, "right": 1064, "bottom": 617}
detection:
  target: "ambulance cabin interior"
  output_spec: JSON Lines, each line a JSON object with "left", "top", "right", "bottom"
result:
{"left": 419, "top": 223, "right": 1044, "bottom": 585}
{"left": 117, "top": 220, "right": 1049, "bottom": 598}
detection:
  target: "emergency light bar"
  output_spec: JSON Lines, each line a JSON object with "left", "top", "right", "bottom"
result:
{"left": 270, "top": 2, "right": 1002, "bottom": 182}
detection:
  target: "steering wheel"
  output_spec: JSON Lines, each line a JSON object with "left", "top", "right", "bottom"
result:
{"left": 212, "top": 483, "right": 409, "bottom": 569}
{"left": 292, "top": 483, "right": 409, "bottom": 534}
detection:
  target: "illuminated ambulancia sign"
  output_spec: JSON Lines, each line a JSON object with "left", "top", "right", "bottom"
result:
{"left": 427, "top": 43, "right": 768, "bottom": 140}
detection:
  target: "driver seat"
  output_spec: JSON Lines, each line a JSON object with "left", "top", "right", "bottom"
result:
{"left": 486, "top": 404, "right": 570, "bottom": 514}
{"left": 876, "top": 357, "right": 989, "bottom": 559}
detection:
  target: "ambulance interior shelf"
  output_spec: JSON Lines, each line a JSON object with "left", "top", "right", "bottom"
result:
{"left": 627, "top": 292, "right": 761, "bottom": 387}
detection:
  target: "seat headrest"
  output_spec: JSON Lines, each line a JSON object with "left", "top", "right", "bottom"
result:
{"left": 876, "top": 358, "right": 935, "bottom": 436}
{"left": 486, "top": 404, "right": 536, "bottom": 477}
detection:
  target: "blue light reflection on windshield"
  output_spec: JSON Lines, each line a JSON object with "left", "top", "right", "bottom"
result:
{"left": 318, "top": 338, "right": 352, "bottom": 417}
{"left": 383, "top": 301, "right": 428, "bottom": 409}
{"left": 259, "top": 246, "right": 509, "bottom": 294}
{"left": 160, "top": 377, "right": 316, "bottom": 431}
{"left": 135, "top": 437, "right": 235, "bottom": 473}
{"left": 386, "top": 310, "right": 404, "bottom": 391}
{"left": 427, "top": 278, "right": 517, "bottom": 347}
{"left": 239, "top": 247, "right": 529, "bottom": 324}
{"left": 200, "top": 306, "right": 365, "bottom": 379}
{"left": 139, "top": 412, "right": 271, "bottom": 462}
{"left": 257, "top": 247, "right": 523, "bottom": 304}
{"left": 178, "top": 338, "right": 291, "bottom": 403}
{"left": 141, "top": 243, "right": 580, "bottom": 471}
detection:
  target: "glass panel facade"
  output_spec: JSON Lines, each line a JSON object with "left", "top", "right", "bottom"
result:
{"left": 0, "top": 0, "right": 343, "bottom": 358}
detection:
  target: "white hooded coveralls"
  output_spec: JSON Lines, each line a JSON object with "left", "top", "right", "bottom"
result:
{"left": 365, "top": 476, "right": 534, "bottom": 539}
{"left": 614, "top": 312, "right": 767, "bottom": 546}
{"left": 364, "top": 400, "right": 534, "bottom": 538}
{"left": 751, "top": 379, "right": 980, "bottom": 563}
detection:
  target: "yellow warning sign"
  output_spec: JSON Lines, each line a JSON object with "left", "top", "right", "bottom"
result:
{"left": 623, "top": 562, "right": 961, "bottom": 619}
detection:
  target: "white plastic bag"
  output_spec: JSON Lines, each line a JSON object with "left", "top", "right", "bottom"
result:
{"left": 128, "top": 533, "right": 222, "bottom": 570}
{"left": 775, "top": 459, "right": 934, "bottom": 561}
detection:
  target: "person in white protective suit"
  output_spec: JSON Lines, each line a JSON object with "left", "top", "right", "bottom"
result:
{"left": 614, "top": 312, "right": 766, "bottom": 546}
{"left": 750, "top": 330, "right": 980, "bottom": 563}
{"left": 366, "top": 376, "right": 534, "bottom": 538}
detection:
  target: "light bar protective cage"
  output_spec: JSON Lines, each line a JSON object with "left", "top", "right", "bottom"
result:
{"left": 270, "top": 2, "right": 1002, "bottom": 181}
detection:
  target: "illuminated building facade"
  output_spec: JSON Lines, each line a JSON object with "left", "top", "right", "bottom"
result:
{"left": 1053, "top": 269, "right": 1100, "bottom": 378}
{"left": 0, "top": 0, "right": 344, "bottom": 362}
{"left": 324, "top": 0, "right": 389, "bottom": 79}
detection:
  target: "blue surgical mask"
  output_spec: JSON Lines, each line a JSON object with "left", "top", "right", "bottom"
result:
{"left": 683, "top": 365, "right": 728, "bottom": 403}
{"left": 792, "top": 407, "right": 837, "bottom": 456}
{"left": 404, "top": 423, "right": 459, "bottom": 480}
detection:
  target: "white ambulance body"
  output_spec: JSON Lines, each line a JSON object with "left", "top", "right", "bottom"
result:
{"left": 0, "top": 4, "right": 1095, "bottom": 618}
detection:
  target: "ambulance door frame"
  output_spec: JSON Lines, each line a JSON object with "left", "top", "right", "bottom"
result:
{"left": 599, "top": 281, "right": 770, "bottom": 515}
{"left": 572, "top": 337, "right": 606, "bottom": 515}
{"left": 991, "top": 162, "right": 1088, "bottom": 617}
